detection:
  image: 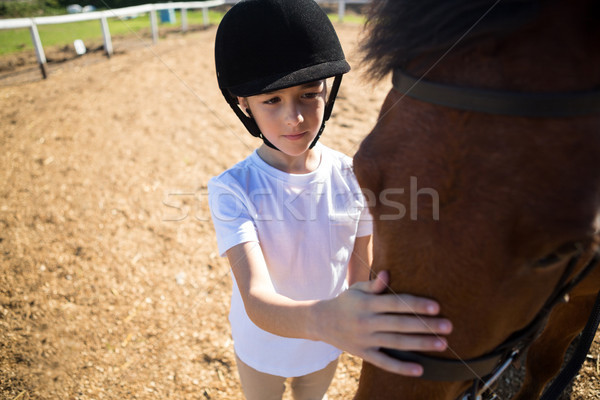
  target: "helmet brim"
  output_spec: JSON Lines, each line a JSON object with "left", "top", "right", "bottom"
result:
{"left": 227, "top": 60, "right": 351, "bottom": 97}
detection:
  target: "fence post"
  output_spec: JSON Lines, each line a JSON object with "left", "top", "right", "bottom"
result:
{"left": 338, "top": 0, "right": 346, "bottom": 22}
{"left": 202, "top": 6, "right": 209, "bottom": 27}
{"left": 29, "top": 19, "right": 47, "bottom": 79}
{"left": 150, "top": 7, "right": 158, "bottom": 44}
{"left": 181, "top": 7, "right": 188, "bottom": 32}
{"left": 100, "top": 14, "right": 113, "bottom": 57}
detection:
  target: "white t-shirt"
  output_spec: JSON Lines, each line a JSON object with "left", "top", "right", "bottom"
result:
{"left": 208, "top": 144, "right": 372, "bottom": 377}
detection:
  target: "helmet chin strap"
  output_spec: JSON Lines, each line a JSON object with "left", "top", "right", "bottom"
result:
{"left": 260, "top": 133, "right": 279, "bottom": 150}
{"left": 309, "top": 74, "right": 343, "bottom": 150}
{"left": 223, "top": 75, "right": 344, "bottom": 152}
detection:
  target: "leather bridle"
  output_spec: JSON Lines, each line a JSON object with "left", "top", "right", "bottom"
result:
{"left": 382, "top": 251, "right": 599, "bottom": 399}
{"left": 382, "top": 68, "right": 600, "bottom": 399}
{"left": 391, "top": 68, "right": 600, "bottom": 118}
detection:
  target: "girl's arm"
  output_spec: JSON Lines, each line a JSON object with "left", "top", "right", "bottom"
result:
{"left": 347, "top": 234, "right": 373, "bottom": 285}
{"left": 227, "top": 241, "right": 323, "bottom": 340}
{"left": 226, "top": 241, "right": 453, "bottom": 377}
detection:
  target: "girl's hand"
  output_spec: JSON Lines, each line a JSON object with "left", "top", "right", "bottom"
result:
{"left": 314, "top": 271, "right": 452, "bottom": 376}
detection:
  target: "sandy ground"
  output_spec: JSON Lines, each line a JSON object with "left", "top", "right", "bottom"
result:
{"left": 1, "top": 22, "right": 598, "bottom": 400}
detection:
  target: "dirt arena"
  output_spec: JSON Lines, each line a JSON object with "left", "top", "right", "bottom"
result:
{"left": 1, "top": 21, "right": 599, "bottom": 400}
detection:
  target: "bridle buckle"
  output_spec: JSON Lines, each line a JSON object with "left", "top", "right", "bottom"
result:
{"left": 460, "top": 350, "right": 519, "bottom": 400}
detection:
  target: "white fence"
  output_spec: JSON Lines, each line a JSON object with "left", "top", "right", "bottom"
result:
{"left": 223, "top": 0, "right": 370, "bottom": 22}
{"left": 0, "top": 0, "right": 369, "bottom": 79}
{"left": 314, "top": 0, "right": 369, "bottom": 22}
{"left": 0, "top": 0, "right": 225, "bottom": 78}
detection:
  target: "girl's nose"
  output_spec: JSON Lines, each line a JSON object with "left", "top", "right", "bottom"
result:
{"left": 285, "top": 102, "right": 304, "bottom": 126}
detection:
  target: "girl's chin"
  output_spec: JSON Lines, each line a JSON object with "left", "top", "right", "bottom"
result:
{"left": 278, "top": 146, "right": 312, "bottom": 158}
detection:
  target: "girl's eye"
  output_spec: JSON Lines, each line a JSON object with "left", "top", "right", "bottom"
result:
{"left": 263, "top": 97, "right": 281, "bottom": 104}
{"left": 303, "top": 92, "right": 320, "bottom": 99}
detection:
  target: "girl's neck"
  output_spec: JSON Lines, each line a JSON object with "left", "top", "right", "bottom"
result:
{"left": 257, "top": 144, "right": 321, "bottom": 174}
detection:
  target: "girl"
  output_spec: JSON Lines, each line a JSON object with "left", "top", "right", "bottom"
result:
{"left": 209, "top": 1, "right": 453, "bottom": 399}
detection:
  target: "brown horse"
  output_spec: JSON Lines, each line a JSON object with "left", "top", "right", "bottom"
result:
{"left": 353, "top": 0, "right": 600, "bottom": 399}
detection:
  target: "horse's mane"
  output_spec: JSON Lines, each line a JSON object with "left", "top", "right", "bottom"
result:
{"left": 360, "top": 0, "right": 544, "bottom": 80}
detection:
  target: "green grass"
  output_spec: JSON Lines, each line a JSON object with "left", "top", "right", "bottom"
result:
{"left": 0, "top": 9, "right": 225, "bottom": 56}
{"left": 0, "top": 10, "right": 364, "bottom": 57}
{"left": 329, "top": 12, "right": 365, "bottom": 25}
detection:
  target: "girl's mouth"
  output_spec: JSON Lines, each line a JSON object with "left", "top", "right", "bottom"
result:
{"left": 284, "top": 132, "right": 307, "bottom": 141}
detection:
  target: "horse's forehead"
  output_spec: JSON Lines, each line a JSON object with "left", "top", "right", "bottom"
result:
{"left": 359, "top": 102, "right": 600, "bottom": 256}
{"left": 411, "top": 120, "right": 597, "bottom": 208}
{"left": 377, "top": 108, "right": 600, "bottom": 190}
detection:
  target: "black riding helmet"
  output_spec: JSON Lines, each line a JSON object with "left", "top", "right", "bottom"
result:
{"left": 214, "top": 0, "right": 350, "bottom": 149}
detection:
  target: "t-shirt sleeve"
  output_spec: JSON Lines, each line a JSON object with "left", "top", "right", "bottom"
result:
{"left": 208, "top": 177, "right": 259, "bottom": 257}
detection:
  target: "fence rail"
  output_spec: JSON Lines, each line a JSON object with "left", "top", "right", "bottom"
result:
{"left": 0, "top": 0, "right": 225, "bottom": 79}
{"left": 0, "top": 0, "right": 368, "bottom": 80}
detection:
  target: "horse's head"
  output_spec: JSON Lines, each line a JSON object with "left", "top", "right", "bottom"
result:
{"left": 354, "top": 0, "right": 600, "bottom": 398}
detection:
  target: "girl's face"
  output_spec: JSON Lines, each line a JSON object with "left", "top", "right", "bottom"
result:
{"left": 238, "top": 80, "right": 327, "bottom": 157}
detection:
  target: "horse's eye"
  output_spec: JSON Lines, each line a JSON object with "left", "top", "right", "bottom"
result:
{"left": 534, "top": 253, "right": 562, "bottom": 268}
{"left": 533, "top": 242, "right": 583, "bottom": 269}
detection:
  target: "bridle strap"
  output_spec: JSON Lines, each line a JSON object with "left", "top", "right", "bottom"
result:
{"left": 381, "top": 347, "right": 504, "bottom": 382}
{"left": 392, "top": 68, "right": 600, "bottom": 117}
{"left": 381, "top": 251, "right": 600, "bottom": 384}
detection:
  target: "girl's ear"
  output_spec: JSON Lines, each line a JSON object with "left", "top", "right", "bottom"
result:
{"left": 237, "top": 97, "right": 252, "bottom": 118}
